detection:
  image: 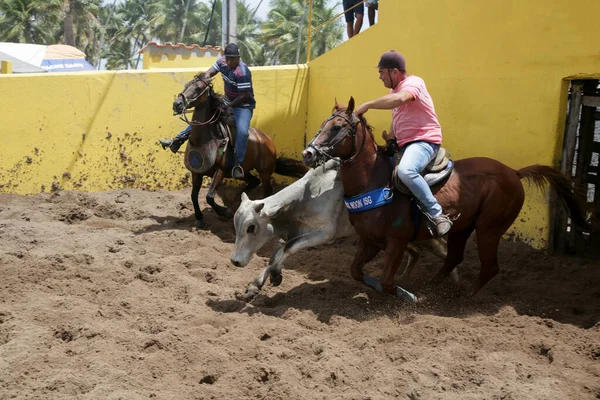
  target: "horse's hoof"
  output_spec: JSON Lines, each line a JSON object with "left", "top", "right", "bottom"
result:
{"left": 270, "top": 272, "right": 283, "bottom": 287}
{"left": 195, "top": 219, "right": 209, "bottom": 230}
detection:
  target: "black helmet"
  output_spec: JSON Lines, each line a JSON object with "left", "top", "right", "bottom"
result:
{"left": 223, "top": 43, "right": 240, "bottom": 57}
{"left": 376, "top": 50, "right": 406, "bottom": 71}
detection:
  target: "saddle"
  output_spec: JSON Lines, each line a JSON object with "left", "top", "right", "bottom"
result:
{"left": 389, "top": 141, "right": 454, "bottom": 195}
{"left": 183, "top": 119, "right": 237, "bottom": 174}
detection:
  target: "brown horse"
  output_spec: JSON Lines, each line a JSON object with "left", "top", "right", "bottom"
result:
{"left": 172, "top": 75, "right": 307, "bottom": 229}
{"left": 301, "top": 97, "right": 591, "bottom": 300}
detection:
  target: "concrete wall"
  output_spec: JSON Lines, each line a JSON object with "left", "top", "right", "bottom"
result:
{"left": 140, "top": 43, "right": 222, "bottom": 69}
{"left": 306, "top": 0, "right": 600, "bottom": 247}
{"left": 0, "top": 65, "right": 308, "bottom": 193}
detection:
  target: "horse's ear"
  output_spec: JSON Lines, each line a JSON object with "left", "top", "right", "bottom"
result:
{"left": 333, "top": 97, "right": 342, "bottom": 111}
{"left": 347, "top": 97, "right": 355, "bottom": 116}
{"left": 241, "top": 192, "right": 250, "bottom": 203}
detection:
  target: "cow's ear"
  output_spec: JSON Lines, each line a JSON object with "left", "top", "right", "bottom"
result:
{"left": 253, "top": 201, "right": 265, "bottom": 214}
{"left": 241, "top": 192, "right": 250, "bottom": 203}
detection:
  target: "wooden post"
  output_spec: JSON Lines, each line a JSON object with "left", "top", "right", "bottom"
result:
{"left": 556, "top": 81, "right": 584, "bottom": 253}
{"left": 1, "top": 60, "right": 12, "bottom": 74}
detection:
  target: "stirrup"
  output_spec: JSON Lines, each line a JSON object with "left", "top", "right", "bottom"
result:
{"left": 232, "top": 165, "right": 244, "bottom": 179}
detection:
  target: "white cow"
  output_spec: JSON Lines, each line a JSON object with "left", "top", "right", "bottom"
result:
{"left": 231, "top": 159, "right": 455, "bottom": 301}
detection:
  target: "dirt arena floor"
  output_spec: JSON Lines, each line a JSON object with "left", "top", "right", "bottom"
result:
{"left": 0, "top": 187, "right": 599, "bottom": 400}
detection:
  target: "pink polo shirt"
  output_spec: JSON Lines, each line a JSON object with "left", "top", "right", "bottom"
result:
{"left": 391, "top": 75, "right": 442, "bottom": 148}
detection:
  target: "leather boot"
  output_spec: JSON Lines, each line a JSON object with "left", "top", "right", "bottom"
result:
{"left": 158, "top": 131, "right": 189, "bottom": 153}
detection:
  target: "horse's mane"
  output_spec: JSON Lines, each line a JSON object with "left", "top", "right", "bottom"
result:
{"left": 333, "top": 105, "right": 387, "bottom": 154}
{"left": 188, "top": 74, "right": 226, "bottom": 109}
{"left": 203, "top": 79, "right": 225, "bottom": 108}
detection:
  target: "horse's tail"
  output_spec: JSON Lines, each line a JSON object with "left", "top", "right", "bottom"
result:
{"left": 275, "top": 157, "right": 309, "bottom": 178}
{"left": 516, "top": 165, "right": 591, "bottom": 230}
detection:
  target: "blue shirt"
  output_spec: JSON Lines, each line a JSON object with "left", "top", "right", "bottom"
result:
{"left": 212, "top": 57, "right": 256, "bottom": 109}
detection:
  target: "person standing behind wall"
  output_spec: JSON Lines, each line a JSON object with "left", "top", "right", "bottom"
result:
{"left": 343, "top": 0, "right": 364, "bottom": 38}
{"left": 366, "top": 0, "right": 378, "bottom": 26}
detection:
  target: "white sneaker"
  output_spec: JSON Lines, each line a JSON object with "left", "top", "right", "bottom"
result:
{"left": 431, "top": 213, "right": 452, "bottom": 236}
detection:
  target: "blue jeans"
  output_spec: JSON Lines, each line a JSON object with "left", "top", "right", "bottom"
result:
{"left": 230, "top": 107, "right": 253, "bottom": 164}
{"left": 175, "top": 107, "right": 253, "bottom": 164}
{"left": 396, "top": 141, "right": 442, "bottom": 217}
{"left": 176, "top": 124, "right": 191, "bottom": 139}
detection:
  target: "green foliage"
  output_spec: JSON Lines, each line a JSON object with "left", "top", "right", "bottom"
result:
{"left": 0, "top": 0, "right": 345, "bottom": 70}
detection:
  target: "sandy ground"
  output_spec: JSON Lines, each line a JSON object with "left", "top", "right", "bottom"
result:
{"left": 0, "top": 187, "right": 599, "bottom": 400}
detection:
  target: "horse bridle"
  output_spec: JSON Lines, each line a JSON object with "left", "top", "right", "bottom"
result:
{"left": 176, "top": 77, "right": 222, "bottom": 126}
{"left": 306, "top": 111, "right": 368, "bottom": 165}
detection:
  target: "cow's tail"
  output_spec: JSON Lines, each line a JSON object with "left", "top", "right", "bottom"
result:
{"left": 275, "top": 157, "right": 309, "bottom": 178}
{"left": 516, "top": 165, "right": 591, "bottom": 230}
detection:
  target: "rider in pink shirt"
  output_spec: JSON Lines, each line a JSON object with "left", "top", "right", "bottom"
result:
{"left": 391, "top": 75, "right": 442, "bottom": 148}
{"left": 356, "top": 50, "right": 452, "bottom": 237}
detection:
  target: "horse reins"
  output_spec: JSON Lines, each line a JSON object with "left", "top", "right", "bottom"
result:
{"left": 176, "top": 83, "right": 222, "bottom": 126}
{"left": 307, "top": 111, "right": 370, "bottom": 165}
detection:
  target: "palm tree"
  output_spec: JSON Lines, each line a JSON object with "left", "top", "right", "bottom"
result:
{"left": 235, "top": 0, "right": 265, "bottom": 66}
{"left": 187, "top": 0, "right": 221, "bottom": 48}
{"left": 66, "top": 0, "right": 101, "bottom": 50}
{"left": 260, "top": 0, "right": 343, "bottom": 65}
{"left": 148, "top": 0, "right": 205, "bottom": 43}
{"left": 260, "top": 0, "right": 305, "bottom": 65}
{"left": 105, "top": 35, "right": 137, "bottom": 70}
{"left": 308, "top": 0, "right": 343, "bottom": 60}
{"left": 112, "top": 0, "right": 156, "bottom": 69}
{"left": 42, "top": 0, "right": 101, "bottom": 47}
{"left": 0, "top": 0, "right": 57, "bottom": 43}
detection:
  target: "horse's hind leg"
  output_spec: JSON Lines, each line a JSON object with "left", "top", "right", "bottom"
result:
{"left": 471, "top": 194, "right": 521, "bottom": 295}
{"left": 207, "top": 169, "right": 232, "bottom": 218}
{"left": 472, "top": 230, "right": 502, "bottom": 296}
{"left": 191, "top": 173, "right": 207, "bottom": 230}
{"left": 433, "top": 227, "right": 474, "bottom": 285}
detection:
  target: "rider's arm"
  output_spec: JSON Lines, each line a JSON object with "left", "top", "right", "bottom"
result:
{"left": 356, "top": 91, "right": 414, "bottom": 115}
{"left": 224, "top": 91, "right": 251, "bottom": 109}
{"left": 225, "top": 71, "right": 253, "bottom": 109}
{"left": 199, "top": 66, "right": 218, "bottom": 80}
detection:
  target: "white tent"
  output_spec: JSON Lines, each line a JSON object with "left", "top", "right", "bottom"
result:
{"left": 0, "top": 50, "right": 46, "bottom": 73}
{"left": 0, "top": 43, "right": 94, "bottom": 73}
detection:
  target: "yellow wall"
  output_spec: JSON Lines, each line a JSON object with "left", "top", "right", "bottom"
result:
{"left": 306, "top": 0, "right": 600, "bottom": 247}
{"left": 141, "top": 45, "right": 221, "bottom": 69}
{"left": 0, "top": 65, "right": 308, "bottom": 193}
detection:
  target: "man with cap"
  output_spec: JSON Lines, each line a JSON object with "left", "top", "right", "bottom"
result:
{"left": 158, "top": 43, "right": 255, "bottom": 179}
{"left": 355, "top": 50, "right": 452, "bottom": 237}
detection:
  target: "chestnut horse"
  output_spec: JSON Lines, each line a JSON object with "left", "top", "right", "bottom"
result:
{"left": 172, "top": 75, "right": 307, "bottom": 229}
{"left": 302, "top": 97, "right": 590, "bottom": 300}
